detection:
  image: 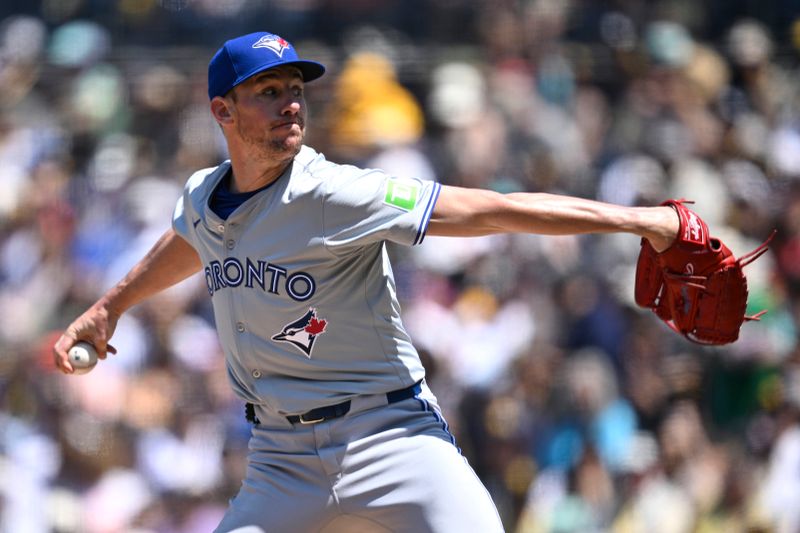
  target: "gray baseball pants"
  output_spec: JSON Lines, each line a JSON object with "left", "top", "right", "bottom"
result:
{"left": 215, "top": 383, "right": 505, "bottom": 532}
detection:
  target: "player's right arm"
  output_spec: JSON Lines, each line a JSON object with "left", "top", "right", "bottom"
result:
{"left": 53, "top": 228, "right": 202, "bottom": 374}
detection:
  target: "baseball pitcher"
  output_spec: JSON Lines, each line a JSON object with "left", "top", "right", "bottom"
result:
{"left": 54, "top": 32, "right": 688, "bottom": 533}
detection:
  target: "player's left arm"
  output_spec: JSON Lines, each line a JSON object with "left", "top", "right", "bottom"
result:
{"left": 427, "top": 186, "right": 679, "bottom": 252}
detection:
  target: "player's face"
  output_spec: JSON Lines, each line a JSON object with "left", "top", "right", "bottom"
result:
{"left": 229, "top": 66, "right": 307, "bottom": 162}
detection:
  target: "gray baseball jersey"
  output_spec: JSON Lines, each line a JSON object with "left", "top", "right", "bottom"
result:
{"left": 172, "top": 145, "right": 441, "bottom": 415}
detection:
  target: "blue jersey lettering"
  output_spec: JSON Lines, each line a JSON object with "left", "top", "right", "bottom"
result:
{"left": 206, "top": 258, "right": 313, "bottom": 302}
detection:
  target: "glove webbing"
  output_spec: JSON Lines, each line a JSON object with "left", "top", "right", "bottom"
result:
{"left": 661, "top": 230, "right": 775, "bottom": 342}
{"left": 736, "top": 229, "right": 775, "bottom": 322}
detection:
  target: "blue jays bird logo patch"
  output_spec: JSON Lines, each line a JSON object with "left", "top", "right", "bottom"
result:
{"left": 252, "top": 34, "right": 290, "bottom": 57}
{"left": 272, "top": 308, "right": 328, "bottom": 357}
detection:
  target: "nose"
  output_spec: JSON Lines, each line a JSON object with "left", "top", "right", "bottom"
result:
{"left": 282, "top": 98, "right": 301, "bottom": 116}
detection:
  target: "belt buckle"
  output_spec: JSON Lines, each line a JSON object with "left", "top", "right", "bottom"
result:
{"left": 298, "top": 412, "right": 325, "bottom": 425}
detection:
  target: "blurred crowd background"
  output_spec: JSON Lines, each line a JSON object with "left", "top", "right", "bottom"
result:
{"left": 2, "top": 0, "right": 800, "bottom": 532}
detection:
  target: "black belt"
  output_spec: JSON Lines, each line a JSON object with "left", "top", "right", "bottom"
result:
{"left": 285, "top": 380, "right": 423, "bottom": 425}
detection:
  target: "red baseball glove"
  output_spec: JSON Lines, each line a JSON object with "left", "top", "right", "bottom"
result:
{"left": 635, "top": 199, "right": 774, "bottom": 345}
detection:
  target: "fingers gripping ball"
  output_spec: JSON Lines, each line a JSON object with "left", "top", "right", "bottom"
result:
{"left": 68, "top": 341, "right": 98, "bottom": 374}
{"left": 635, "top": 199, "right": 775, "bottom": 345}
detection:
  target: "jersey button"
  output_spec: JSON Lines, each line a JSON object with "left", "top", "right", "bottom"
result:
{"left": 217, "top": 224, "right": 225, "bottom": 232}
{"left": 236, "top": 322, "right": 245, "bottom": 332}
{"left": 252, "top": 369, "right": 262, "bottom": 379}
{"left": 226, "top": 239, "right": 235, "bottom": 250}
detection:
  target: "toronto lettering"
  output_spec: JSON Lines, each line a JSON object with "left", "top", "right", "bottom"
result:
{"left": 204, "top": 258, "right": 315, "bottom": 301}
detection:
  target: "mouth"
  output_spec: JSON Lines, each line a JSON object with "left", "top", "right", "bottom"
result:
{"left": 272, "top": 121, "right": 302, "bottom": 131}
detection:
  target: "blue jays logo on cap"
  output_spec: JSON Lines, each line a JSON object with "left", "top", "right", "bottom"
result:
{"left": 272, "top": 308, "right": 328, "bottom": 358}
{"left": 252, "top": 34, "right": 290, "bottom": 57}
{"left": 208, "top": 31, "right": 326, "bottom": 100}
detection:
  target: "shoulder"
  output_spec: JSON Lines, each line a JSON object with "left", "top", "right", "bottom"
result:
{"left": 175, "top": 161, "right": 230, "bottom": 219}
{"left": 287, "top": 147, "right": 383, "bottom": 206}
{"left": 185, "top": 161, "right": 230, "bottom": 195}
{"left": 296, "top": 146, "right": 383, "bottom": 185}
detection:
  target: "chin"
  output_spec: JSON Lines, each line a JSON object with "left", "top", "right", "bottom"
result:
{"left": 273, "top": 135, "right": 304, "bottom": 156}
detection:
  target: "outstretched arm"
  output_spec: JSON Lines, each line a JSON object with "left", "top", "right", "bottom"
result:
{"left": 427, "top": 186, "right": 679, "bottom": 252}
{"left": 53, "top": 228, "right": 202, "bottom": 374}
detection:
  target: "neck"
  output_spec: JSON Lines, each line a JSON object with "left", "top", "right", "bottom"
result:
{"left": 227, "top": 145, "right": 297, "bottom": 193}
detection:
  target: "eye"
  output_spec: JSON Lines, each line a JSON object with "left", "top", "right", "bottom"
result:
{"left": 261, "top": 87, "right": 277, "bottom": 96}
{"left": 291, "top": 86, "right": 304, "bottom": 97}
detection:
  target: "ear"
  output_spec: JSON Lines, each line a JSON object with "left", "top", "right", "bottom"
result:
{"left": 210, "top": 96, "right": 235, "bottom": 126}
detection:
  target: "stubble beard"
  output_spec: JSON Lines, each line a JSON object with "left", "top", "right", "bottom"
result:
{"left": 239, "top": 122, "right": 305, "bottom": 164}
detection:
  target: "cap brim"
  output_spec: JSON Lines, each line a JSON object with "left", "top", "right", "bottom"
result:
{"left": 290, "top": 60, "right": 326, "bottom": 82}
{"left": 212, "top": 58, "right": 327, "bottom": 99}
{"left": 239, "top": 59, "right": 326, "bottom": 87}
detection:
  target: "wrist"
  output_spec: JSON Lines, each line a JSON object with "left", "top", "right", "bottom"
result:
{"left": 95, "top": 292, "right": 125, "bottom": 320}
{"left": 644, "top": 205, "right": 679, "bottom": 253}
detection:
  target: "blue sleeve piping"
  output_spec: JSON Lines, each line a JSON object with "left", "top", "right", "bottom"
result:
{"left": 413, "top": 182, "right": 441, "bottom": 246}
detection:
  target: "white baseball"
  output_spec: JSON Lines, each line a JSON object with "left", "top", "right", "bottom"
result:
{"left": 68, "top": 341, "right": 98, "bottom": 375}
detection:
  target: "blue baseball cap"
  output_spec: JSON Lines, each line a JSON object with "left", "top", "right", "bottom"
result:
{"left": 208, "top": 32, "right": 326, "bottom": 100}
